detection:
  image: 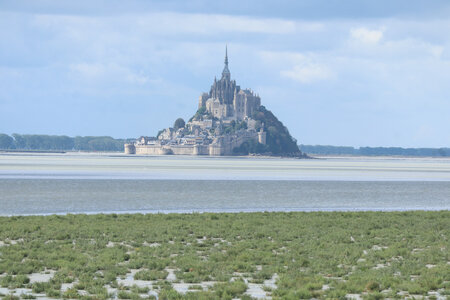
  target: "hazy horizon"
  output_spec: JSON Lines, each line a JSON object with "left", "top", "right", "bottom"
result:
{"left": 1, "top": 0, "right": 450, "bottom": 148}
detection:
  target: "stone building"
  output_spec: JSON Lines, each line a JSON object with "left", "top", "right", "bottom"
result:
{"left": 125, "top": 47, "right": 266, "bottom": 156}
{"left": 199, "top": 47, "right": 261, "bottom": 121}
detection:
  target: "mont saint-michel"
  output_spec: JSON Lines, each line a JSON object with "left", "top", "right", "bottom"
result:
{"left": 125, "top": 48, "right": 303, "bottom": 157}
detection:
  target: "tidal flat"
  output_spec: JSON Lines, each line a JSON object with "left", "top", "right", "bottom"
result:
{"left": 0, "top": 212, "right": 448, "bottom": 299}
{"left": 2, "top": 154, "right": 450, "bottom": 216}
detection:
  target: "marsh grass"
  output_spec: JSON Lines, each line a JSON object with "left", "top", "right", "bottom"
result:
{"left": 0, "top": 211, "right": 448, "bottom": 299}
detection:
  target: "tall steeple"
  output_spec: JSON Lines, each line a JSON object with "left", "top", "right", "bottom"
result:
{"left": 222, "top": 45, "right": 230, "bottom": 81}
{"left": 224, "top": 45, "right": 228, "bottom": 66}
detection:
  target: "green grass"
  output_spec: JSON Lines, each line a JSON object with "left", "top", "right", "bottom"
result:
{"left": 0, "top": 211, "right": 448, "bottom": 299}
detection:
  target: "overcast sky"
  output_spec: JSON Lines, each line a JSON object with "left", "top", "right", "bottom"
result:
{"left": 1, "top": 0, "right": 450, "bottom": 147}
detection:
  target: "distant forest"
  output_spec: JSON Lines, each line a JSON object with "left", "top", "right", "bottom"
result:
{"left": 0, "top": 133, "right": 133, "bottom": 152}
{"left": 300, "top": 144, "right": 450, "bottom": 157}
{"left": 1, "top": 133, "right": 449, "bottom": 156}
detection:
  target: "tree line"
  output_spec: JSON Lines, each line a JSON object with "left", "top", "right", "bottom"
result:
{"left": 299, "top": 144, "right": 450, "bottom": 157}
{"left": 1, "top": 133, "right": 448, "bottom": 156}
{"left": 0, "top": 133, "right": 133, "bottom": 152}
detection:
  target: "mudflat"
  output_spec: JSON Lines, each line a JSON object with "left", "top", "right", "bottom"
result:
{"left": 1, "top": 153, "right": 450, "bottom": 216}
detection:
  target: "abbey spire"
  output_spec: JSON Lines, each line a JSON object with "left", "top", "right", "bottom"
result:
{"left": 221, "top": 46, "right": 231, "bottom": 81}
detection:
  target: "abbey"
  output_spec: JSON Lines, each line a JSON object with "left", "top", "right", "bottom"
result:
{"left": 125, "top": 48, "right": 269, "bottom": 156}
{"left": 199, "top": 47, "right": 261, "bottom": 121}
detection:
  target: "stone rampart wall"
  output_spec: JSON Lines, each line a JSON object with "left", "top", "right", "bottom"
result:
{"left": 132, "top": 133, "right": 259, "bottom": 156}
{"left": 135, "top": 145, "right": 163, "bottom": 155}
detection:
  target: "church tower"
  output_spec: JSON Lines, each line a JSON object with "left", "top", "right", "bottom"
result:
{"left": 209, "top": 46, "right": 237, "bottom": 106}
{"left": 202, "top": 46, "right": 260, "bottom": 120}
{"left": 222, "top": 46, "right": 231, "bottom": 81}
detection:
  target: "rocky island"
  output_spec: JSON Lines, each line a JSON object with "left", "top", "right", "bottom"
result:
{"left": 125, "top": 48, "right": 304, "bottom": 157}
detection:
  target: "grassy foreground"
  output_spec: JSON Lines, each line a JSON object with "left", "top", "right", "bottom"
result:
{"left": 0, "top": 211, "right": 449, "bottom": 299}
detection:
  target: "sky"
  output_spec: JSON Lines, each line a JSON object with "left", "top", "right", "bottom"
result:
{"left": 1, "top": 0, "right": 450, "bottom": 148}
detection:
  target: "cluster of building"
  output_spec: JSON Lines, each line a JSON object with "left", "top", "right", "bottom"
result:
{"left": 125, "top": 48, "right": 266, "bottom": 156}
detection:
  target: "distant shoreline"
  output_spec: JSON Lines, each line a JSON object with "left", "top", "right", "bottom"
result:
{"left": 0, "top": 149, "right": 67, "bottom": 154}
{"left": 309, "top": 154, "right": 450, "bottom": 160}
{"left": 2, "top": 150, "right": 450, "bottom": 160}
{"left": 299, "top": 144, "right": 450, "bottom": 158}
{"left": 2, "top": 133, "right": 449, "bottom": 157}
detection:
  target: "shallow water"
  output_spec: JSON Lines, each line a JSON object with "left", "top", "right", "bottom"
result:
{"left": 0, "top": 153, "right": 449, "bottom": 215}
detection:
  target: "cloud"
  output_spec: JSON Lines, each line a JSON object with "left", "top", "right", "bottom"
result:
{"left": 69, "top": 63, "right": 105, "bottom": 78}
{"left": 260, "top": 51, "right": 333, "bottom": 84}
{"left": 350, "top": 27, "right": 383, "bottom": 44}
{"left": 33, "top": 12, "right": 297, "bottom": 36}
{"left": 281, "top": 63, "right": 333, "bottom": 84}
{"left": 69, "top": 63, "right": 152, "bottom": 85}
{"left": 429, "top": 45, "right": 444, "bottom": 58}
